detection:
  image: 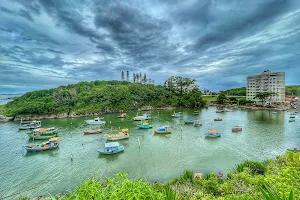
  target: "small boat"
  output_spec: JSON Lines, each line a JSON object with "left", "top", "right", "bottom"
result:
{"left": 117, "top": 113, "right": 127, "bottom": 118}
{"left": 224, "top": 109, "right": 233, "bottom": 112}
{"left": 171, "top": 112, "right": 182, "bottom": 118}
{"left": 104, "top": 129, "right": 129, "bottom": 141}
{"left": 192, "top": 111, "right": 199, "bottom": 115}
{"left": 84, "top": 129, "right": 102, "bottom": 135}
{"left": 193, "top": 120, "right": 202, "bottom": 127}
{"left": 205, "top": 130, "right": 221, "bottom": 138}
{"left": 289, "top": 119, "right": 295, "bottom": 122}
{"left": 24, "top": 137, "right": 59, "bottom": 152}
{"left": 85, "top": 117, "right": 106, "bottom": 125}
{"left": 28, "top": 127, "right": 58, "bottom": 139}
{"left": 216, "top": 110, "right": 224, "bottom": 113}
{"left": 19, "top": 120, "right": 41, "bottom": 130}
{"left": 214, "top": 118, "right": 223, "bottom": 121}
{"left": 184, "top": 118, "right": 194, "bottom": 124}
{"left": 98, "top": 142, "right": 124, "bottom": 155}
{"left": 232, "top": 125, "right": 242, "bottom": 132}
{"left": 154, "top": 126, "right": 171, "bottom": 134}
{"left": 137, "top": 121, "right": 153, "bottom": 129}
{"left": 133, "top": 113, "right": 151, "bottom": 121}
{"left": 290, "top": 113, "right": 297, "bottom": 116}
{"left": 290, "top": 116, "right": 296, "bottom": 119}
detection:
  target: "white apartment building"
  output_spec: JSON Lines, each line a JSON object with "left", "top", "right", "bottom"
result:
{"left": 247, "top": 70, "right": 285, "bottom": 104}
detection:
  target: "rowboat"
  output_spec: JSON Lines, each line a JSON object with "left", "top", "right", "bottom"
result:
{"left": 214, "top": 118, "right": 223, "bottom": 121}
{"left": 133, "top": 113, "right": 151, "bottom": 121}
{"left": 117, "top": 113, "right": 127, "bottom": 118}
{"left": 184, "top": 118, "right": 194, "bottom": 124}
{"left": 171, "top": 113, "right": 182, "bottom": 118}
{"left": 104, "top": 129, "right": 129, "bottom": 141}
{"left": 205, "top": 130, "right": 221, "bottom": 138}
{"left": 98, "top": 142, "right": 124, "bottom": 155}
{"left": 137, "top": 121, "right": 153, "bottom": 129}
{"left": 84, "top": 129, "right": 102, "bottom": 135}
{"left": 19, "top": 120, "right": 41, "bottom": 130}
{"left": 85, "top": 117, "right": 106, "bottom": 125}
{"left": 154, "top": 126, "right": 171, "bottom": 134}
{"left": 28, "top": 127, "right": 58, "bottom": 139}
{"left": 232, "top": 125, "right": 242, "bottom": 132}
{"left": 23, "top": 137, "right": 59, "bottom": 152}
{"left": 193, "top": 120, "right": 202, "bottom": 127}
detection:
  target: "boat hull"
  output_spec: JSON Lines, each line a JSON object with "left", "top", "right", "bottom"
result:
{"left": 153, "top": 130, "right": 172, "bottom": 134}
{"left": 19, "top": 125, "right": 41, "bottom": 130}
{"left": 24, "top": 144, "right": 59, "bottom": 152}
{"left": 98, "top": 146, "right": 124, "bottom": 154}
{"left": 84, "top": 129, "right": 102, "bottom": 135}
{"left": 29, "top": 135, "right": 57, "bottom": 140}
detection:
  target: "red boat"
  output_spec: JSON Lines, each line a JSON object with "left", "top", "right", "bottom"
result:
{"left": 84, "top": 129, "right": 103, "bottom": 135}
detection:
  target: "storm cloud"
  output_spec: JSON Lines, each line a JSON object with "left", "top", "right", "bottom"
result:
{"left": 0, "top": 0, "right": 300, "bottom": 93}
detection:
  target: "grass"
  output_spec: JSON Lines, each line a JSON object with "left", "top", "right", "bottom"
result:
{"left": 0, "top": 104, "right": 6, "bottom": 115}
{"left": 202, "top": 96, "right": 218, "bottom": 101}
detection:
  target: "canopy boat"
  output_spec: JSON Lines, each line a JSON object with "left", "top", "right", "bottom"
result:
{"left": 232, "top": 125, "right": 242, "bottom": 132}
{"left": 85, "top": 117, "right": 106, "bottom": 125}
{"left": 184, "top": 118, "right": 194, "bottom": 124}
{"left": 117, "top": 113, "right": 127, "bottom": 118}
{"left": 104, "top": 129, "right": 129, "bottom": 141}
{"left": 171, "top": 112, "right": 182, "bottom": 118}
{"left": 205, "top": 130, "right": 221, "bottom": 138}
{"left": 137, "top": 121, "right": 153, "bottom": 129}
{"left": 28, "top": 127, "right": 58, "bottom": 139}
{"left": 214, "top": 118, "right": 223, "bottom": 121}
{"left": 24, "top": 137, "right": 59, "bottom": 152}
{"left": 84, "top": 129, "right": 102, "bottom": 135}
{"left": 19, "top": 120, "right": 41, "bottom": 130}
{"left": 192, "top": 111, "right": 199, "bottom": 115}
{"left": 193, "top": 120, "right": 202, "bottom": 127}
{"left": 98, "top": 142, "right": 124, "bottom": 155}
{"left": 289, "top": 119, "right": 295, "bottom": 122}
{"left": 154, "top": 126, "right": 171, "bottom": 134}
{"left": 133, "top": 113, "right": 151, "bottom": 121}
{"left": 216, "top": 110, "right": 224, "bottom": 113}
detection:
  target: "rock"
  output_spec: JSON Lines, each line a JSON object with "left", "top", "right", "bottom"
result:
{"left": 193, "top": 173, "right": 204, "bottom": 180}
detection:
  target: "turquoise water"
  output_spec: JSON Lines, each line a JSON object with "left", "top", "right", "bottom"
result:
{"left": 0, "top": 108, "right": 299, "bottom": 199}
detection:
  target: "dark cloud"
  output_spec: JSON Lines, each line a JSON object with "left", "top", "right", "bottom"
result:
{"left": 0, "top": 0, "right": 300, "bottom": 93}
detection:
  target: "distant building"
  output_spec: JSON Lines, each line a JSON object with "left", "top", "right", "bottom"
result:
{"left": 246, "top": 70, "right": 285, "bottom": 104}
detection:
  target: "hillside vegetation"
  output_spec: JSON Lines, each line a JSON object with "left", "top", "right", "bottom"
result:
{"left": 286, "top": 85, "right": 300, "bottom": 96}
{"left": 21, "top": 151, "right": 299, "bottom": 200}
{"left": 5, "top": 77, "right": 205, "bottom": 117}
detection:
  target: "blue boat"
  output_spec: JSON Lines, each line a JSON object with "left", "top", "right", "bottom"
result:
{"left": 205, "top": 130, "right": 221, "bottom": 138}
{"left": 154, "top": 126, "right": 171, "bottom": 134}
{"left": 19, "top": 120, "right": 41, "bottom": 130}
{"left": 98, "top": 142, "right": 124, "bottom": 155}
{"left": 138, "top": 122, "right": 153, "bottom": 129}
{"left": 172, "top": 113, "right": 182, "bottom": 118}
{"left": 184, "top": 118, "right": 194, "bottom": 124}
{"left": 24, "top": 137, "right": 59, "bottom": 152}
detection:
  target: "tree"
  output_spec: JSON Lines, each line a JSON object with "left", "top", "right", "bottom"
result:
{"left": 254, "top": 92, "right": 276, "bottom": 107}
{"left": 164, "top": 76, "right": 197, "bottom": 94}
{"left": 121, "top": 71, "right": 124, "bottom": 81}
{"left": 217, "top": 92, "right": 227, "bottom": 104}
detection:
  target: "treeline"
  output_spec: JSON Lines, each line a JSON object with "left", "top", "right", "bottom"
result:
{"left": 5, "top": 77, "right": 205, "bottom": 116}
{"left": 286, "top": 85, "right": 300, "bottom": 96}
{"left": 224, "top": 87, "right": 246, "bottom": 96}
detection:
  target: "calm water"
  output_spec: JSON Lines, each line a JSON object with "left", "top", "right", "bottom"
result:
{"left": 0, "top": 108, "right": 299, "bottom": 199}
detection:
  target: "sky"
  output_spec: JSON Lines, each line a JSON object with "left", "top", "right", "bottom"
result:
{"left": 0, "top": 0, "right": 300, "bottom": 93}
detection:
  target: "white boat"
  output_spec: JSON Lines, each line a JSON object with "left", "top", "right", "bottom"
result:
{"left": 85, "top": 117, "right": 106, "bottom": 125}
{"left": 133, "top": 113, "right": 151, "bottom": 121}
{"left": 19, "top": 120, "right": 41, "bottom": 130}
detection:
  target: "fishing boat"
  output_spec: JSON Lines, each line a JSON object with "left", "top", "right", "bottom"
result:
{"left": 184, "top": 118, "right": 194, "bottom": 124}
{"left": 289, "top": 119, "right": 295, "bottom": 122}
{"left": 85, "top": 117, "right": 106, "bottom": 125}
{"left": 98, "top": 142, "right": 124, "bottom": 155}
{"left": 193, "top": 120, "right": 202, "bottom": 127}
{"left": 104, "top": 129, "right": 129, "bottom": 141}
{"left": 23, "top": 137, "right": 59, "bottom": 152}
{"left": 19, "top": 120, "right": 41, "bottom": 130}
{"left": 192, "top": 111, "right": 199, "bottom": 115}
{"left": 205, "top": 130, "right": 221, "bottom": 138}
{"left": 84, "top": 129, "right": 102, "bottom": 135}
{"left": 133, "top": 113, "right": 151, "bottom": 121}
{"left": 137, "top": 121, "right": 153, "bottom": 129}
{"left": 171, "top": 112, "right": 182, "bottom": 118}
{"left": 214, "top": 118, "right": 223, "bottom": 121}
{"left": 232, "top": 125, "right": 242, "bottom": 132}
{"left": 216, "top": 110, "right": 224, "bottom": 113}
{"left": 117, "top": 113, "right": 127, "bottom": 118}
{"left": 154, "top": 126, "right": 171, "bottom": 134}
{"left": 28, "top": 127, "right": 58, "bottom": 139}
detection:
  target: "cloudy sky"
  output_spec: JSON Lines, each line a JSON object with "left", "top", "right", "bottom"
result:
{"left": 0, "top": 0, "right": 300, "bottom": 93}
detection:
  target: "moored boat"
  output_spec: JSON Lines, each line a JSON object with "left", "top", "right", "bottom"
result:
{"left": 28, "top": 127, "right": 58, "bottom": 139}
{"left": 193, "top": 120, "right": 202, "bottom": 127}
{"left": 23, "top": 137, "right": 59, "bottom": 152}
{"left": 98, "top": 142, "right": 124, "bottom": 155}
{"left": 84, "top": 129, "right": 102, "bottom": 135}
{"left": 171, "top": 112, "right": 182, "bottom": 118}
{"left": 289, "top": 119, "right": 295, "bottom": 122}
{"left": 133, "top": 113, "right": 151, "bottom": 121}
{"left": 205, "top": 130, "right": 221, "bottom": 138}
{"left": 184, "top": 118, "right": 194, "bottom": 124}
{"left": 232, "top": 125, "right": 242, "bottom": 132}
{"left": 19, "top": 120, "right": 41, "bottom": 130}
{"left": 216, "top": 110, "right": 224, "bottom": 113}
{"left": 214, "top": 118, "right": 223, "bottom": 121}
{"left": 154, "top": 126, "right": 171, "bottom": 134}
{"left": 117, "top": 113, "right": 127, "bottom": 118}
{"left": 192, "top": 111, "right": 199, "bottom": 115}
{"left": 104, "top": 129, "right": 129, "bottom": 141}
{"left": 290, "top": 116, "right": 296, "bottom": 119}
{"left": 137, "top": 121, "right": 153, "bottom": 129}
{"left": 85, "top": 117, "right": 106, "bottom": 125}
